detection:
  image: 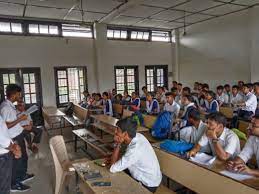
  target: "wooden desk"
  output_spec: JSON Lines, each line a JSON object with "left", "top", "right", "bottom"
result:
{"left": 153, "top": 145, "right": 259, "bottom": 194}
{"left": 91, "top": 115, "right": 119, "bottom": 128}
{"left": 42, "top": 106, "right": 65, "bottom": 133}
{"left": 73, "top": 160, "right": 151, "bottom": 194}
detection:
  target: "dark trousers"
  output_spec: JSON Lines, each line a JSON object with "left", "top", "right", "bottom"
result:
{"left": 23, "top": 126, "right": 43, "bottom": 145}
{"left": 12, "top": 133, "right": 28, "bottom": 185}
{"left": 0, "top": 152, "right": 12, "bottom": 194}
{"left": 124, "top": 169, "right": 158, "bottom": 193}
{"left": 231, "top": 110, "right": 254, "bottom": 128}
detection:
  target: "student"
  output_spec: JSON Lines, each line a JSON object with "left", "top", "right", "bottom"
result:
{"left": 236, "top": 84, "right": 257, "bottom": 119}
{"left": 180, "top": 109, "right": 207, "bottom": 144}
{"left": 198, "top": 89, "right": 208, "bottom": 108}
{"left": 102, "top": 92, "right": 113, "bottom": 116}
{"left": 226, "top": 115, "right": 259, "bottom": 177}
{"left": 247, "top": 83, "right": 254, "bottom": 93}
{"left": 140, "top": 86, "right": 148, "bottom": 100}
{"left": 155, "top": 87, "right": 166, "bottom": 104}
{"left": 224, "top": 84, "right": 231, "bottom": 102}
{"left": 170, "top": 87, "right": 178, "bottom": 98}
{"left": 188, "top": 112, "right": 240, "bottom": 161}
{"left": 130, "top": 92, "right": 140, "bottom": 111}
{"left": 16, "top": 100, "right": 42, "bottom": 153}
{"left": 122, "top": 91, "right": 131, "bottom": 105}
{"left": 109, "top": 117, "right": 162, "bottom": 193}
{"left": 164, "top": 92, "right": 180, "bottom": 118}
{"left": 182, "top": 87, "right": 199, "bottom": 107}
{"left": 216, "top": 85, "right": 229, "bottom": 106}
{"left": 199, "top": 91, "right": 219, "bottom": 114}
{"left": 181, "top": 95, "right": 196, "bottom": 127}
{"left": 0, "top": 84, "right": 33, "bottom": 192}
{"left": 177, "top": 83, "right": 183, "bottom": 95}
{"left": 230, "top": 85, "right": 243, "bottom": 105}
{"left": 0, "top": 115, "right": 21, "bottom": 194}
{"left": 193, "top": 82, "right": 200, "bottom": 94}
{"left": 92, "top": 93, "right": 103, "bottom": 107}
{"left": 172, "top": 81, "right": 178, "bottom": 88}
{"left": 80, "top": 90, "right": 90, "bottom": 108}
{"left": 254, "top": 82, "right": 259, "bottom": 115}
{"left": 146, "top": 93, "right": 160, "bottom": 114}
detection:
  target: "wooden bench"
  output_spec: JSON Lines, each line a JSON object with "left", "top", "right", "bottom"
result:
{"left": 122, "top": 109, "right": 134, "bottom": 118}
{"left": 219, "top": 107, "right": 234, "bottom": 119}
{"left": 113, "top": 104, "right": 123, "bottom": 118}
{"left": 155, "top": 185, "right": 176, "bottom": 194}
{"left": 73, "top": 104, "right": 88, "bottom": 122}
{"left": 238, "top": 120, "right": 250, "bottom": 135}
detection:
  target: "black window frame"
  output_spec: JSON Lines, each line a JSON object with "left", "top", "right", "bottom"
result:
{"left": 54, "top": 66, "right": 88, "bottom": 107}
{"left": 145, "top": 65, "right": 168, "bottom": 92}
{"left": 114, "top": 66, "right": 139, "bottom": 95}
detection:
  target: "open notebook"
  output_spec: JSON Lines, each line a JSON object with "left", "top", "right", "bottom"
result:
{"left": 220, "top": 170, "right": 254, "bottom": 181}
{"left": 190, "top": 153, "right": 216, "bottom": 166}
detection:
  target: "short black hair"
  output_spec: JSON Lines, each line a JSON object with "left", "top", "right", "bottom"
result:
{"left": 232, "top": 85, "right": 239, "bottom": 89}
{"left": 182, "top": 87, "right": 191, "bottom": 94}
{"left": 254, "top": 82, "right": 259, "bottom": 87}
{"left": 142, "top": 86, "right": 147, "bottom": 90}
{"left": 202, "top": 84, "right": 209, "bottom": 90}
{"left": 247, "top": 83, "right": 254, "bottom": 88}
{"left": 116, "top": 117, "right": 137, "bottom": 139}
{"left": 243, "top": 84, "right": 250, "bottom": 88}
{"left": 165, "top": 92, "right": 174, "bottom": 97}
{"left": 217, "top": 85, "right": 224, "bottom": 90}
{"left": 207, "top": 90, "right": 216, "bottom": 99}
{"left": 102, "top": 92, "right": 109, "bottom": 97}
{"left": 183, "top": 94, "right": 194, "bottom": 102}
{"left": 188, "top": 109, "right": 200, "bottom": 121}
{"left": 173, "top": 81, "right": 178, "bottom": 84}
{"left": 178, "top": 83, "right": 182, "bottom": 86}
{"left": 224, "top": 84, "right": 230, "bottom": 88}
{"left": 6, "top": 84, "right": 22, "bottom": 98}
{"left": 207, "top": 112, "right": 227, "bottom": 127}
{"left": 96, "top": 93, "right": 101, "bottom": 98}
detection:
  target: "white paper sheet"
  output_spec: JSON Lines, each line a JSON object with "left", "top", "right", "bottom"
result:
{"left": 190, "top": 153, "right": 216, "bottom": 166}
{"left": 24, "top": 105, "right": 38, "bottom": 115}
{"left": 220, "top": 170, "right": 254, "bottom": 181}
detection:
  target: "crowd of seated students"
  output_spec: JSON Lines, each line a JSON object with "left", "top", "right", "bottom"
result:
{"left": 0, "top": 84, "right": 43, "bottom": 193}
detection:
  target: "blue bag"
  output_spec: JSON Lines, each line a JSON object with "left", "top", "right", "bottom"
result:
{"left": 160, "top": 140, "right": 194, "bottom": 155}
{"left": 151, "top": 111, "right": 173, "bottom": 139}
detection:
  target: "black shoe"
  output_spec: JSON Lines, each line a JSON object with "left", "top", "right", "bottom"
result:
{"left": 20, "top": 173, "right": 35, "bottom": 183}
{"left": 11, "top": 182, "right": 30, "bottom": 192}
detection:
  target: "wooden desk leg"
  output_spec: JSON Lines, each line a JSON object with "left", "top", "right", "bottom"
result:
{"left": 74, "top": 134, "right": 78, "bottom": 152}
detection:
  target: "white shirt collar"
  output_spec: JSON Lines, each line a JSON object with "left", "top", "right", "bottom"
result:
{"left": 6, "top": 99, "right": 16, "bottom": 109}
{"left": 219, "top": 127, "right": 227, "bottom": 141}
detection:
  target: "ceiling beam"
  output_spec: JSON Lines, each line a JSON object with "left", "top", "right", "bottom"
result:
{"left": 99, "top": 0, "right": 146, "bottom": 23}
{"left": 22, "top": 0, "right": 28, "bottom": 17}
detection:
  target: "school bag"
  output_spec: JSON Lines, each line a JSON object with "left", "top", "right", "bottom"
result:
{"left": 231, "top": 128, "right": 247, "bottom": 141}
{"left": 151, "top": 111, "right": 173, "bottom": 139}
{"left": 132, "top": 111, "right": 144, "bottom": 126}
{"left": 160, "top": 140, "right": 194, "bottom": 155}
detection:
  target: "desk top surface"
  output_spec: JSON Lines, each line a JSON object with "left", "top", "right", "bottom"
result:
{"left": 42, "top": 106, "right": 65, "bottom": 117}
{"left": 153, "top": 144, "right": 259, "bottom": 192}
{"left": 91, "top": 115, "right": 119, "bottom": 127}
{"left": 73, "top": 160, "right": 151, "bottom": 194}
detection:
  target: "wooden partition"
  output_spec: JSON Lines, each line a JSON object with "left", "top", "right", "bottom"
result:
{"left": 219, "top": 107, "right": 234, "bottom": 119}
{"left": 73, "top": 104, "right": 88, "bottom": 122}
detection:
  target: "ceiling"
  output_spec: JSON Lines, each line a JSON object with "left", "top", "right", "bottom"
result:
{"left": 0, "top": 0, "right": 258, "bottom": 30}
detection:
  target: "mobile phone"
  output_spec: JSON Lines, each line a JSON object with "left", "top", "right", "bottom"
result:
{"left": 91, "top": 182, "right": 111, "bottom": 187}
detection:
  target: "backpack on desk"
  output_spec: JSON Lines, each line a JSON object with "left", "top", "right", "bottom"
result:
{"left": 160, "top": 140, "right": 194, "bottom": 155}
{"left": 151, "top": 111, "right": 173, "bottom": 139}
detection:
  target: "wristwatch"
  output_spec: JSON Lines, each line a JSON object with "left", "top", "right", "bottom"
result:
{"left": 212, "top": 138, "right": 219, "bottom": 143}
{"left": 112, "top": 143, "right": 122, "bottom": 149}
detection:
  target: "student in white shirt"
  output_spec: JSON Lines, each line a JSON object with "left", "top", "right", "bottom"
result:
{"left": 109, "top": 117, "right": 162, "bottom": 193}
{"left": 180, "top": 109, "right": 207, "bottom": 144}
{"left": 164, "top": 92, "right": 180, "bottom": 118}
{"left": 140, "top": 86, "right": 148, "bottom": 100}
{"left": 226, "top": 115, "right": 259, "bottom": 177}
{"left": 146, "top": 93, "right": 160, "bottom": 114}
{"left": 0, "top": 84, "right": 33, "bottom": 192}
{"left": 224, "top": 84, "right": 231, "bottom": 102}
{"left": 155, "top": 87, "right": 166, "bottom": 104}
{"left": 216, "top": 85, "right": 229, "bottom": 106}
{"left": 102, "top": 92, "right": 113, "bottom": 117}
{"left": 232, "top": 84, "right": 258, "bottom": 128}
{"left": 0, "top": 115, "right": 21, "bottom": 194}
{"left": 188, "top": 112, "right": 240, "bottom": 161}
{"left": 230, "top": 85, "right": 243, "bottom": 105}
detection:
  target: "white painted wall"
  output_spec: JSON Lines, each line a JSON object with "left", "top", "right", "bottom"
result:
{"left": 0, "top": 31, "right": 173, "bottom": 106}
{"left": 179, "top": 10, "right": 251, "bottom": 90}
{"left": 250, "top": 6, "right": 259, "bottom": 83}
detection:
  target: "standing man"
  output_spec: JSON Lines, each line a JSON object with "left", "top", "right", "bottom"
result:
{"left": 0, "top": 84, "right": 33, "bottom": 192}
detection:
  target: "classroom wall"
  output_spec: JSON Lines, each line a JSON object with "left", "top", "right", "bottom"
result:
{"left": 179, "top": 10, "right": 251, "bottom": 90}
{"left": 0, "top": 32, "right": 173, "bottom": 106}
{"left": 250, "top": 6, "right": 259, "bottom": 83}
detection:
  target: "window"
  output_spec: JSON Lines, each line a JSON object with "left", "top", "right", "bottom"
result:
{"left": 28, "top": 24, "right": 59, "bottom": 35}
{"left": 107, "top": 29, "right": 127, "bottom": 39}
{"left": 114, "top": 66, "right": 139, "bottom": 95}
{"left": 145, "top": 65, "right": 168, "bottom": 92}
{"left": 130, "top": 31, "right": 149, "bottom": 40}
{"left": 151, "top": 31, "right": 171, "bottom": 42}
{"left": 62, "top": 24, "right": 92, "bottom": 38}
{"left": 55, "top": 67, "right": 87, "bottom": 107}
{"left": 0, "top": 68, "right": 42, "bottom": 106}
{"left": 0, "top": 22, "right": 22, "bottom": 33}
